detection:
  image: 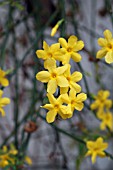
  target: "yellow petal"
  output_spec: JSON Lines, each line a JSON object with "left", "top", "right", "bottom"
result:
{"left": 62, "top": 53, "right": 71, "bottom": 64}
{"left": 96, "top": 137, "right": 108, "bottom": 150}
{"left": 105, "top": 51, "right": 113, "bottom": 64}
{"left": 96, "top": 49, "right": 107, "bottom": 59}
{"left": 56, "top": 64, "right": 68, "bottom": 75}
{"left": 68, "top": 35, "right": 77, "bottom": 46}
{"left": 36, "top": 50, "right": 46, "bottom": 60}
{"left": 71, "top": 52, "right": 82, "bottom": 62}
{"left": 57, "top": 76, "right": 69, "bottom": 87}
{"left": 47, "top": 79, "right": 57, "bottom": 94}
{"left": 43, "top": 41, "right": 49, "bottom": 50}
{"left": 87, "top": 141, "right": 95, "bottom": 149}
{"left": 36, "top": 71, "right": 50, "bottom": 82}
{"left": 63, "top": 64, "right": 71, "bottom": 77}
{"left": 0, "top": 108, "right": 5, "bottom": 116}
{"left": 61, "top": 93, "right": 70, "bottom": 103}
{"left": 0, "top": 98, "right": 10, "bottom": 107}
{"left": 103, "top": 29, "right": 112, "bottom": 40}
{"left": 77, "top": 93, "right": 87, "bottom": 102}
{"left": 71, "top": 71, "right": 82, "bottom": 82}
{"left": 105, "top": 100, "right": 112, "bottom": 108}
{"left": 90, "top": 101, "right": 100, "bottom": 110}
{"left": 59, "top": 105, "right": 72, "bottom": 117}
{"left": 69, "top": 89, "right": 76, "bottom": 99}
{"left": 44, "top": 58, "right": 56, "bottom": 70}
{"left": 51, "top": 43, "right": 60, "bottom": 52}
{"left": 100, "top": 122, "right": 106, "bottom": 130}
{"left": 59, "top": 38, "right": 67, "bottom": 48}
{"left": 47, "top": 93, "right": 57, "bottom": 105}
{"left": 85, "top": 150, "right": 92, "bottom": 157}
{"left": 1, "top": 78, "right": 9, "bottom": 87}
{"left": 70, "top": 82, "right": 81, "bottom": 93}
{"left": 42, "top": 104, "right": 53, "bottom": 110}
{"left": 91, "top": 152, "right": 97, "bottom": 164}
{"left": 96, "top": 137, "right": 103, "bottom": 144}
{"left": 98, "top": 151, "right": 106, "bottom": 158}
{"left": 74, "top": 40, "right": 84, "bottom": 51}
{"left": 54, "top": 51, "right": 64, "bottom": 62}
{"left": 98, "top": 38, "right": 107, "bottom": 47}
{"left": 74, "top": 102, "right": 84, "bottom": 111}
{"left": 60, "top": 87, "right": 68, "bottom": 94}
{"left": 46, "top": 110, "right": 57, "bottom": 123}
{"left": 103, "top": 90, "right": 110, "bottom": 99}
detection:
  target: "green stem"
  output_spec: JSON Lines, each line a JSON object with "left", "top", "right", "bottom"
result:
{"left": 38, "top": 113, "right": 86, "bottom": 145}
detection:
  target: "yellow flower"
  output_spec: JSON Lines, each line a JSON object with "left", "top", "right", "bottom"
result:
{"left": 90, "top": 90, "right": 112, "bottom": 118}
{"left": 25, "top": 156, "right": 32, "bottom": 165}
{"left": 51, "top": 19, "right": 64, "bottom": 37}
{"left": 60, "top": 64, "right": 82, "bottom": 94}
{"left": 96, "top": 29, "right": 113, "bottom": 64}
{"left": 100, "top": 111, "right": 113, "bottom": 131}
{"left": 0, "top": 145, "right": 18, "bottom": 168}
{"left": 0, "top": 157, "right": 9, "bottom": 168}
{"left": 0, "top": 90, "right": 10, "bottom": 116}
{"left": 58, "top": 35, "right": 84, "bottom": 64}
{"left": 36, "top": 58, "right": 69, "bottom": 94}
{"left": 36, "top": 41, "right": 62, "bottom": 63}
{"left": 61, "top": 89, "right": 87, "bottom": 112}
{"left": 42, "top": 93, "right": 72, "bottom": 123}
{"left": 86, "top": 137, "right": 108, "bottom": 164}
{"left": 0, "top": 68, "right": 9, "bottom": 87}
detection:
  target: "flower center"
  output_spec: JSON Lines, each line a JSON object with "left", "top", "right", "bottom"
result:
{"left": 93, "top": 147, "right": 99, "bottom": 151}
{"left": 67, "top": 47, "right": 72, "bottom": 52}
{"left": 48, "top": 53, "right": 52, "bottom": 57}
{"left": 54, "top": 104, "right": 59, "bottom": 110}
{"left": 71, "top": 100, "right": 75, "bottom": 105}
{"left": 107, "top": 43, "right": 113, "bottom": 50}
{"left": 51, "top": 72, "right": 57, "bottom": 78}
{"left": 67, "top": 76, "right": 71, "bottom": 82}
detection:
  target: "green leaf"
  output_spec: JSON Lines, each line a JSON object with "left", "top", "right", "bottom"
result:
{"left": 11, "top": 2, "right": 24, "bottom": 11}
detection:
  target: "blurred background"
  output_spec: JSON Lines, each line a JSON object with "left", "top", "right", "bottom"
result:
{"left": 0, "top": 0, "right": 113, "bottom": 169}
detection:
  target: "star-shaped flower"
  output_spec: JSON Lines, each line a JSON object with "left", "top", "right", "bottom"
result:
{"left": 0, "top": 90, "right": 10, "bottom": 116}
{"left": 86, "top": 137, "right": 108, "bottom": 164}
{"left": 36, "top": 41, "right": 62, "bottom": 63}
{"left": 36, "top": 58, "right": 69, "bottom": 94}
{"left": 60, "top": 64, "right": 82, "bottom": 94}
{"left": 90, "top": 90, "right": 112, "bottom": 118}
{"left": 58, "top": 35, "right": 84, "bottom": 64}
{"left": 61, "top": 89, "right": 87, "bottom": 112}
{"left": 96, "top": 29, "right": 113, "bottom": 64}
{"left": 42, "top": 93, "right": 72, "bottom": 123}
{"left": 0, "top": 68, "right": 9, "bottom": 87}
{"left": 100, "top": 111, "right": 113, "bottom": 131}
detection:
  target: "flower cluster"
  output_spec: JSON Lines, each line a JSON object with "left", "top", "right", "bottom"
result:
{"left": 96, "top": 29, "right": 113, "bottom": 64}
{"left": 0, "top": 68, "right": 9, "bottom": 87}
{"left": 0, "top": 145, "right": 18, "bottom": 168}
{"left": 36, "top": 35, "right": 87, "bottom": 123}
{"left": 0, "top": 145, "right": 32, "bottom": 168}
{"left": 90, "top": 90, "right": 113, "bottom": 131}
{"left": 0, "top": 68, "right": 10, "bottom": 117}
{"left": 86, "top": 137, "right": 108, "bottom": 164}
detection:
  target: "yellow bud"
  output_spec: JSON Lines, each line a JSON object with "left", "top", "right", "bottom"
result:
{"left": 51, "top": 24, "right": 59, "bottom": 37}
{"left": 25, "top": 156, "right": 32, "bottom": 165}
{"left": 51, "top": 19, "right": 64, "bottom": 37}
